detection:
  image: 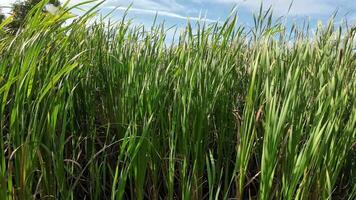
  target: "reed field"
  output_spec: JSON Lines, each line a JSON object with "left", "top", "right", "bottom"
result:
{"left": 0, "top": 1, "right": 355, "bottom": 199}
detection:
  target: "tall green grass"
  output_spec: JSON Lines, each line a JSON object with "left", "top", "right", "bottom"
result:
{"left": 0, "top": 1, "right": 355, "bottom": 199}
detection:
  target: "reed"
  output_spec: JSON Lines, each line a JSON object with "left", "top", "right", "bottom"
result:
{"left": 0, "top": 1, "right": 355, "bottom": 199}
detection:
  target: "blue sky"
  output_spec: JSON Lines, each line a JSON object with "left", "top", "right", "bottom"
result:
{"left": 1, "top": 0, "right": 356, "bottom": 30}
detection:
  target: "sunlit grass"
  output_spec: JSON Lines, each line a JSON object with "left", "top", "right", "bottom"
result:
{"left": 0, "top": 1, "right": 355, "bottom": 199}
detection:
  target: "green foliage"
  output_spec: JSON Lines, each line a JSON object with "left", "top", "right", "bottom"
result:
{"left": 0, "top": 11, "right": 4, "bottom": 23}
{"left": 0, "top": 1, "right": 355, "bottom": 200}
{"left": 7, "top": 0, "right": 60, "bottom": 33}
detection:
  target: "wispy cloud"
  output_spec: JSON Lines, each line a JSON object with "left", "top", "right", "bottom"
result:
{"left": 104, "top": 0, "right": 184, "bottom": 13}
{"left": 211, "top": 0, "right": 335, "bottom": 16}
{"left": 108, "top": 6, "right": 221, "bottom": 23}
{"left": 0, "top": 0, "right": 15, "bottom": 7}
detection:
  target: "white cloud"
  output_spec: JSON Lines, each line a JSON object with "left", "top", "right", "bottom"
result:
{"left": 0, "top": 0, "right": 203, "bottom": 22}
{"left": 0, "top": 0, "right": 15, "bottom": 15}
{"left": 111, "top": 6, "right": 221, "bottom": 23}
{"left": 0, "top": 0, "right": 15, "bottom": 7}
{"left": 209, "top": 0, "right": 335, "bottom": 16}
{"left": 103, "top": 1, "right": 223, "bottom": 23}
{"left": 46, "top": 3, "right": 60, "bottom": 14}
{"left": 103, "top": 0, "right": 184, "bottom": 12}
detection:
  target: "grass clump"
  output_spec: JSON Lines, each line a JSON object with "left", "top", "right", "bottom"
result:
{"left": 0, "top": 1, "right": 355, "bottom": 199}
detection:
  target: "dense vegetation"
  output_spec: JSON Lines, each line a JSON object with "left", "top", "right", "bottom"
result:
{"left": 0, "top": 1, "right": 355, "bottom": 199}
{"left": 2, "top": 0, "right": 61, "bottom": 33}
{"left": 0, "top": 10, "right": 4, "bottom": 23}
